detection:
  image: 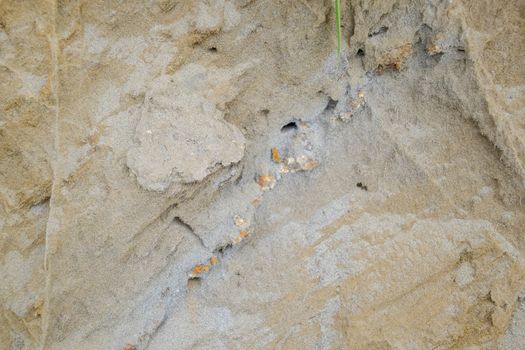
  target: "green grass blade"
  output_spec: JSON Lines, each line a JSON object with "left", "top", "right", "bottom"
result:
{"left": 335, "top": 0, "right": 341, "bottom": 55}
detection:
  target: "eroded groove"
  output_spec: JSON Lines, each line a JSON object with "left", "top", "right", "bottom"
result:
{"left": 174, "top": 216, "right": 207, "bottom": 250}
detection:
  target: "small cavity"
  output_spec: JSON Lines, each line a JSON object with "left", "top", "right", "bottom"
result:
{"left": 208, "top": 47, "right": 217, "bottom": 52}
{"left": 214, "top": 243, "right": 233, "bottom": 255}
{"left": 368, "top": 26, "right": 389, "bottom": 37}
{"left": 356, "top": 49, "right": 365, "bottom": 57}
{"left": 281, "top": 121, "right": 298, "bottom": 132}
{"left": 356, "top": 182, "right": 368, "bottom": 191}
{"left": 325, "top": 98, "right": 338, "bottom": 111}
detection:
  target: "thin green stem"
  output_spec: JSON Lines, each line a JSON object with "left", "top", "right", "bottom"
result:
{"left": 335, "top": 0, "right": 341, "bottom": 56}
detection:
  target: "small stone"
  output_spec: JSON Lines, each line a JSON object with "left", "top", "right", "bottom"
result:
{"left": 426, "top": 44, "right": 442, "bottom": 55}
{"left": 296, "top": 155, "right": 318, "bottom": 171}
{"left": 234, "top": 215, "right": 246, "bottom": 227}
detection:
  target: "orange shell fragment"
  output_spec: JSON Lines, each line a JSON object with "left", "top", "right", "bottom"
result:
{"left": 123, "top": 344, "right": 136, "bottom": 350}
{"left": 232, "top": 230, "right": 250, "bottom": 244}
{"left": 257, "top": 174, "right": 275, "bottom": 189}
{"left": 190, "top": 264, "right": 210, "bottom": 277}
{"left": 271, "top": 147, "right": 281, "bottom": 163}
{"left": 210, "top": 256, "right": 218, "bottom": 265}
{"left": 258, "top": 175, "right": 269, "bottom": 187}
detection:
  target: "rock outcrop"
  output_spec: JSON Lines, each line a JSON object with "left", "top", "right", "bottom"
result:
{"left": 1, "top": 1, "right": 524, "bottom": 349}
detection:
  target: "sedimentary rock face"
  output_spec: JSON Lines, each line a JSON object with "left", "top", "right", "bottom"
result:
{"left": 1, "top": 1, "right": 524, "bottom": 349}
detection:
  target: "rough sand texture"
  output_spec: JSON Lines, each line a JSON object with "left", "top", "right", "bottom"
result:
{"left": 1, "top": 1, "right": 524, "bottom": 349}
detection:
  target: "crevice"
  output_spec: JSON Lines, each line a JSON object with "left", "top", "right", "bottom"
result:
{"left": 174, "top": 216, "right": 207, "bottom": 250}
{"left": 126, "top": 203, "right": 178, "bottom": 244}
{"left": 368, "top": 26, "right": 389, "bottom": 37}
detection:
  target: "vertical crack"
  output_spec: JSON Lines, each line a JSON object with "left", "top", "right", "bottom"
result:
{"left": 41, "top": 0, "right": 60, "bottom": 348}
